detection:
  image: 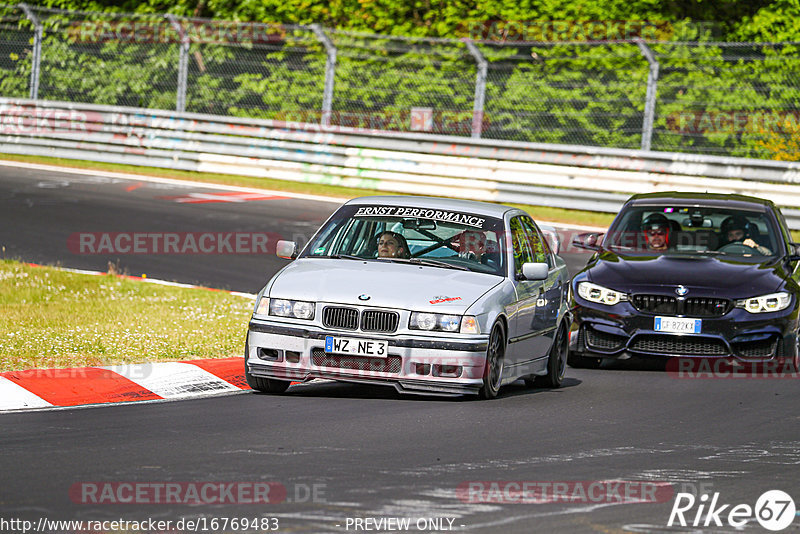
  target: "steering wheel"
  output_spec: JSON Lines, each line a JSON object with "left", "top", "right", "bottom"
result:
{"left": 717, "top": 242, "right": 762, "bottom": 255}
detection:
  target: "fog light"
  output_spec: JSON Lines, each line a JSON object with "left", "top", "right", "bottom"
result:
{"left": 258, "top": 348, "right": 281, "bottom": 361}
{"left": 414, "top": 363, "right": 431, "bottom": 375}
{"left": 285, "top": 350, "right": 301, "bottom": 363}
{"left": 433, "top": 364, "right": 462, "bottom": 378}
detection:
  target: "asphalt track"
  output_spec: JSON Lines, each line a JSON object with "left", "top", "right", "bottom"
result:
{"left": 1, "top": 164, "right": 799, "bottom": 533}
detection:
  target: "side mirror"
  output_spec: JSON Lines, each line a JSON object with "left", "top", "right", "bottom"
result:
{"left": 572, "top": 232, "right": 603, "bottom": 251}
{"left": 787, "top": 242, "right": 800, "bottom": 262}
{"left": 521, "top": 262, "right": 549, "bottom": 281}
{"left": 276, "top": 240, "right": 297, "bottom": 260}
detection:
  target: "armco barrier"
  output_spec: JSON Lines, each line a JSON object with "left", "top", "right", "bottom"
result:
{"left": 2, "top": 97, "right": 800, "bottom": 228}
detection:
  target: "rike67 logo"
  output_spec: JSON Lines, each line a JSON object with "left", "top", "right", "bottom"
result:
{"left": 668, "top": 490, "right": 796, "bottom": 531}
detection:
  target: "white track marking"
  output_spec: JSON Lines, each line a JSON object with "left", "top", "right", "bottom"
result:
{"left": 0, "top": 376, "right": 52, "bottom": 410}
{"left": 0, "top": 159, "right": 344, "bottom": 204}
{"left": 103, "top": 362, "right": 239, "bottom": 399}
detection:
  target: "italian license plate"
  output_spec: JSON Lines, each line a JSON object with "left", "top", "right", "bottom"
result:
{"left": 654, "top": 316, "right": 702, "bottom": 334}
{"left": 325, "top": 336, "right": 388, "bottom": 357}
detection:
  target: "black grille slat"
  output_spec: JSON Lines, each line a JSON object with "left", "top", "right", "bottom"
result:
{"left": 322, "top": 306, "right": 359, "bottom": 330}
{"left": 632, "top": 295, "right": 677, "bottom": 314}
{"left": 632, "top": 294, "right": 730, "bottom": 317}
{"left": 311, "top": 348, "right": 401, "bottom": 373}
{"left": 630, "top": 335, "right": 728, "bottom": 356}
{"left": 684, "top": 297, "right": 731, "bottom": 317}
{"left": 361, "top": 310, "right": 399, "bottom": 333}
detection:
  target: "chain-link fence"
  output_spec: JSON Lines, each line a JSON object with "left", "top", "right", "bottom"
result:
{"left": 1, "top": 4, "right": 799, "bottom": 160}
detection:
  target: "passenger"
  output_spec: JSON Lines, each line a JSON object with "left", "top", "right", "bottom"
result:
{"left": 377, "top": 231, "right": 411, "bottom": 259}
{"left": 720, "top": 215, "right": 772, "bottom": 255}
{"left": 641, "top": 213, "right": 671, "bottom": 252}
{"left": 458, "top": 231, "right": 487, "bottom": 261}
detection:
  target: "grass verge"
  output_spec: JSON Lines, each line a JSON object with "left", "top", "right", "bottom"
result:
{"left": 0, "top": 154, "right": 616, "bottom": 228}
{"left": 0, "top": 260, "right": 253, "bottom": 372}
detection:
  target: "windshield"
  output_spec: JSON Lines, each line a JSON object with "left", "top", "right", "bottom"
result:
{"left": 605, "top": 205, "right": 782, "bottom": 259}
{"left": 301, "top": 204, "right": 506, "bottom": 275}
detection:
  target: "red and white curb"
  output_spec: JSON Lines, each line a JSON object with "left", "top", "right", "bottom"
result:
{"left": 0, "top": 357, "right": 251, "bottom": 412}
{"left": 2, "top": 264, "right": 260, "bottom": 413}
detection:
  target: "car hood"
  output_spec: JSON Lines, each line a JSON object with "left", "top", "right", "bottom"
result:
{"left": 588, "top": 253, "right": 784, "bottom": 296}
{"left": 269, "top": 258, "right": 502, "bottom": 313}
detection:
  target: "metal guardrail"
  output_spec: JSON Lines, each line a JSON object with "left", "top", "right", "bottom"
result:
{"left": 2, "top": 97, "right": 800, "bottom": 228}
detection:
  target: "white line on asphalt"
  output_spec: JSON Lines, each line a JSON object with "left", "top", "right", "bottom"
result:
{"left": 0, "top": 159, "right": 345, "bottom": 204}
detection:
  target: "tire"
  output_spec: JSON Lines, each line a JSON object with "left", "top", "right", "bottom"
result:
{"left": 479, "top": 323, "right": 506, "bottom": 399}
{"left": 779, "top": 335, "right": 800, "bottom": 373}
{"left": 532, "top": 323, "right": 568, "bottom": 388}
{"left": 244, "top": 336, "right": 291, "bottom": 394}
{"left": 567, "top": 350, "right": 602, "bottom": 369}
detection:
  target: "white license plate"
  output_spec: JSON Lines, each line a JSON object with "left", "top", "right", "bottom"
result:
{"left": 654, "top": 316, "right": 702, "bottom": 334}
{"left": 325, "top": 336, "right": 388, "bottom": 357}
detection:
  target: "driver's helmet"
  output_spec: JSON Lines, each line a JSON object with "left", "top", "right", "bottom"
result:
{"left": 641, "top": 213, "right": 671, "bottom": 247}
{"left": 720, "top": 215, "right": 749, "bottom": 243}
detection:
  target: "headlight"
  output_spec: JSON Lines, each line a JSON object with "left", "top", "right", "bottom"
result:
{"left": 576, "top": 281, "right": 628, "bottom": 306}
{"left": 292, "top": 300, "right": 315, "bottom": 319}
{"left": 261, "top": 297, "right": 316, "bottom": 319}
{"left": 410, "top": 312, "right": 479, "bottom": 333}
{"left": 736, "top": 292, "right": 791, "bottom": 313}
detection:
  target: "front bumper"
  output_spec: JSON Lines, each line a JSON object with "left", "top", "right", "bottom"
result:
{"left": 246, "top": 320, "right": 489, "bottom": 396}
{"left": 570, "top": 300, "right": 799, "bottom": 364}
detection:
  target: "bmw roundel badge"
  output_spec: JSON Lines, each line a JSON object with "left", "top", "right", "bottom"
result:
{"left": 358, "top": 294, "right": 371, "bottom": 301}
{"left": 675, "top": 285, "right": 689, "bottom": 296}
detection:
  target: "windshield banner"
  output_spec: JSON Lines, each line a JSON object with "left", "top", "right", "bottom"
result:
{"left": 354, "top": 206, "right": 486, "bottom": 228}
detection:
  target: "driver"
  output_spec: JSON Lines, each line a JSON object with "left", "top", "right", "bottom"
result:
{"left": 641, "top": 213, "right": 671, "bottom": 252}
{"left": 376, "top": 231, "right": 411, "bottom": 259}
{"left": 719, "top": 216, "right": 771, "bottom": 255}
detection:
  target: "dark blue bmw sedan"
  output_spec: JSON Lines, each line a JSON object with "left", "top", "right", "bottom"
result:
{"left": 568, "top": 192, "right": 800, "bottom": 371}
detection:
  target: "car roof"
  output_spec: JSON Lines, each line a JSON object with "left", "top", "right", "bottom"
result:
{"left": 626, "top": 191, "right": 773, "bottom": 212}
{"left": 344, "top": 196, "right": 516, "bottom": 218}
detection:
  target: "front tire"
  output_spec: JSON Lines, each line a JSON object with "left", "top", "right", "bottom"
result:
{"left": 533, "top": 323, "right": 568, "bottom": 388}
{"left": 479, "top": 323, "right": 506, "bottom": 399}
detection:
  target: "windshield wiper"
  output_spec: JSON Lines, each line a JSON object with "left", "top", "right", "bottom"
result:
{"left": 409, "top": 258, "right": 470, "bottom": 271}
{"left": 325, "top": 254, "right": 365, "bottom": 260}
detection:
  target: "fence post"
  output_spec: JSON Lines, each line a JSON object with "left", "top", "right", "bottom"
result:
{"left": 463, "top": 39, "right": 487, "bottom": 139}
{"left": 166, "top": 14, "right": 189, "bottom": 113}
{"left": 635, "top": 39, "right": 659, "bottom": 151}
{"left": 18, "top": 3, "right": 42, "bottom": 100}
{"left": 311, "top": 24, "right": 336, "bottom": 128}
